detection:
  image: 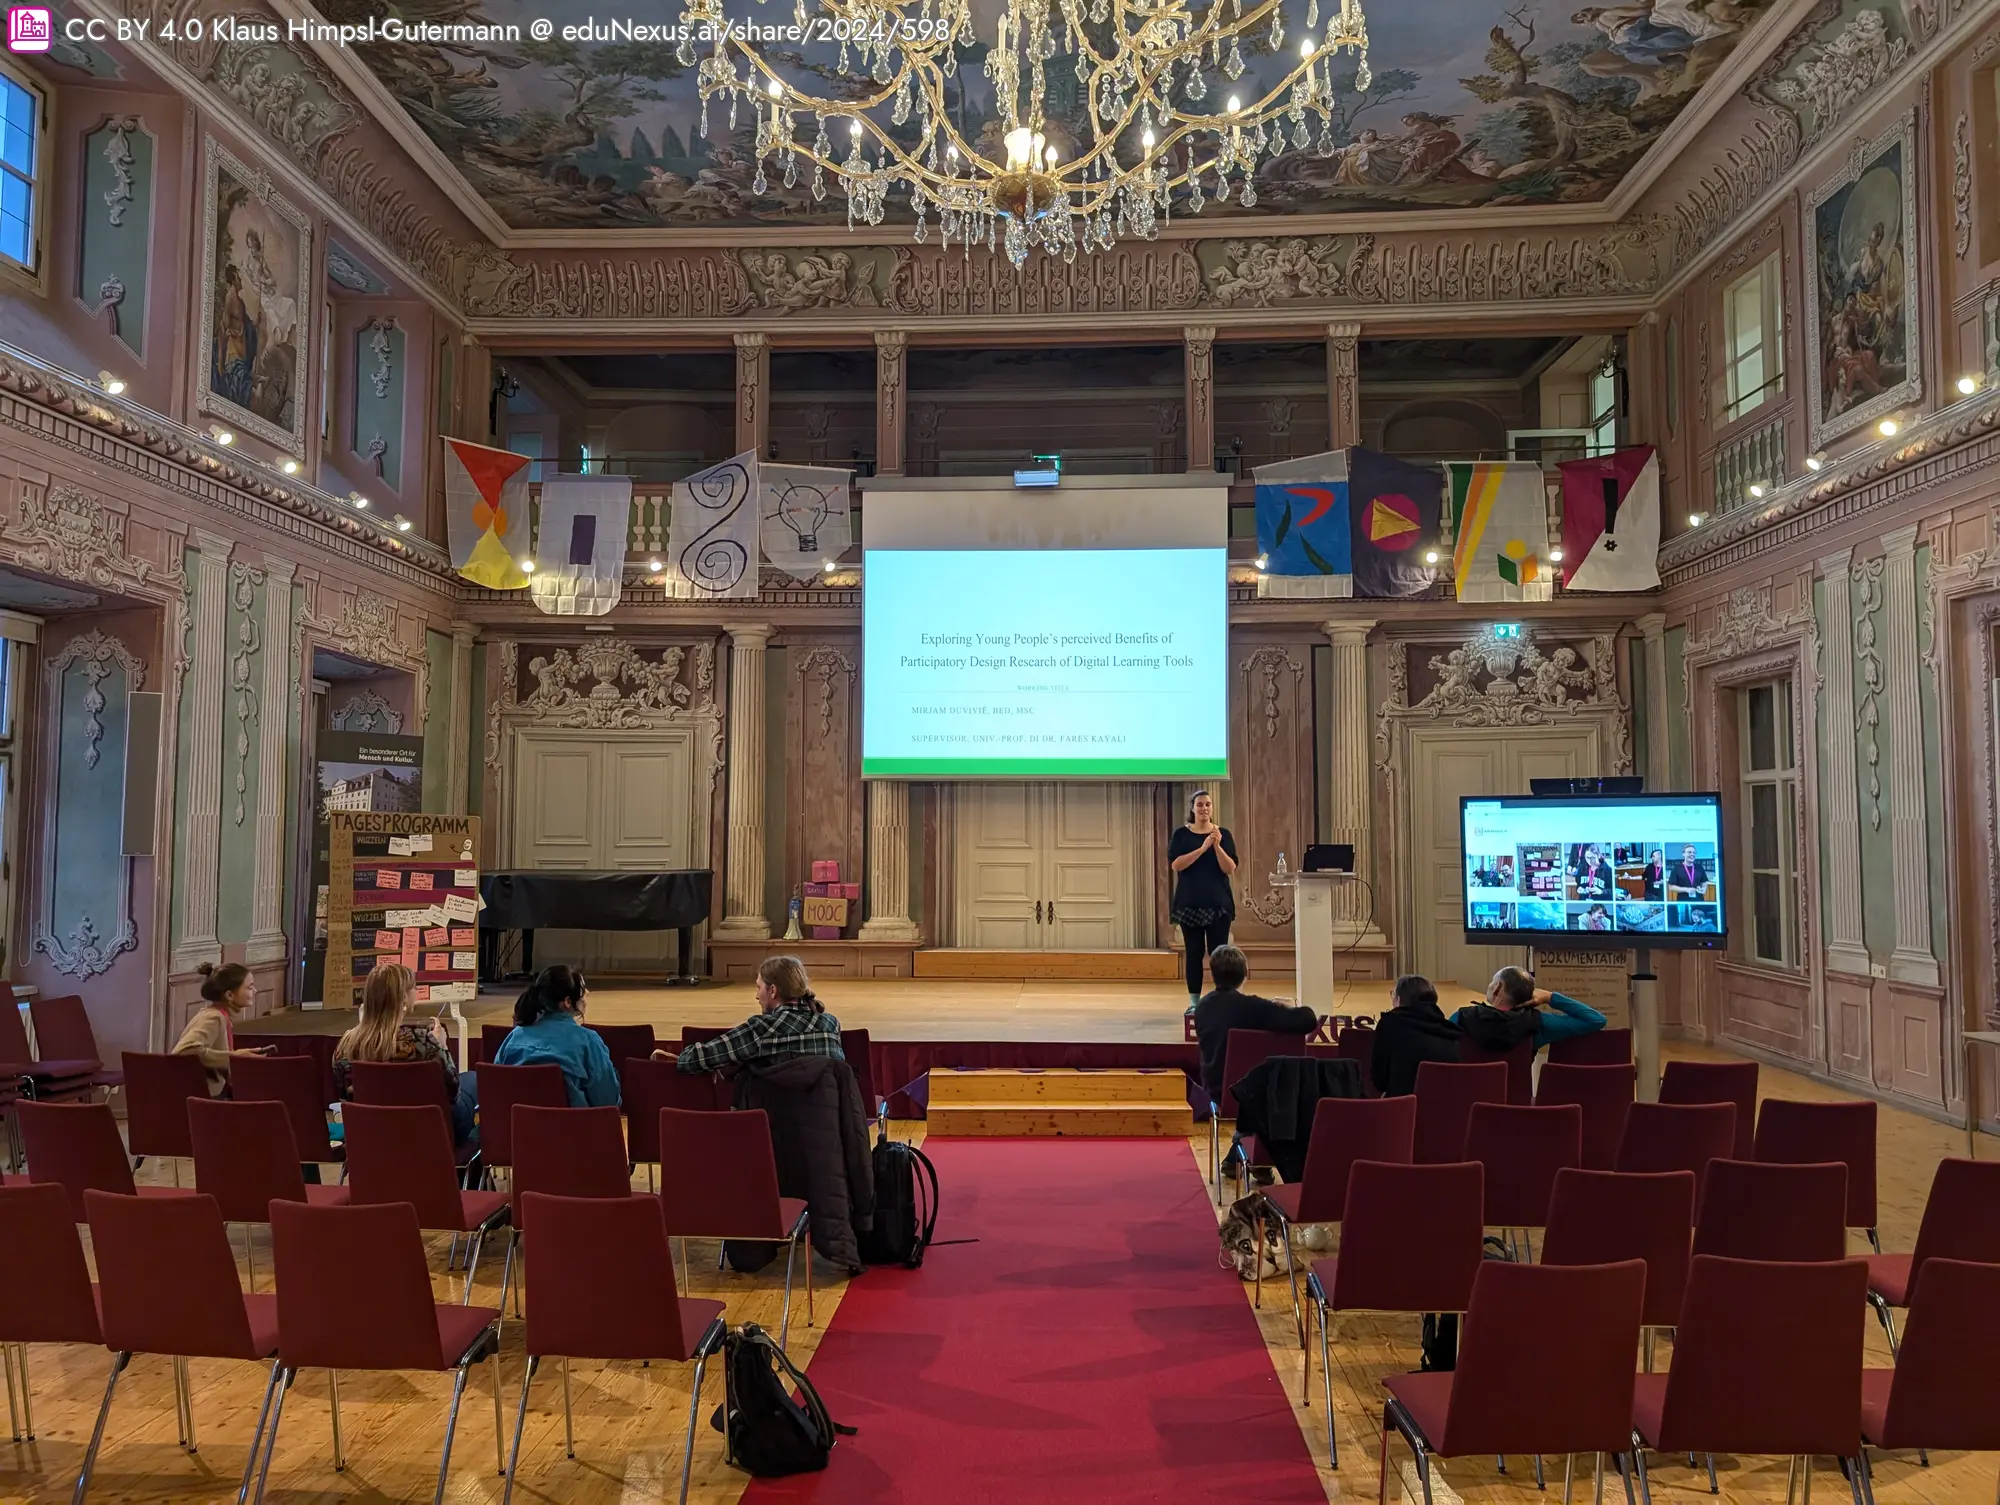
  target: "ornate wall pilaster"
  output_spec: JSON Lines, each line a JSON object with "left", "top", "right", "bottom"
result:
{"left": 1324, "top": 618, "right": 1385, "bottom": 943}
{"left": 1815, "top": 550, "right": 1871, "bottom": 977}
{"left": 874, "top": 329, "right": 907, "bottom": 477}
{"left": 447, "top": 620, "right": 476, "bottom": 812}
{"left": 169, "top": 531, "right": 234, "bottom": 973}
{"left": 857, "top": 780, "right": 919, "bottom": 942}
{"left": 734, "top": 331, "right": 770, "bottom": 459}
{"left": 245, "top": 557, "right": 296, "bottom": 966}
{"left": 717, "top": 621, "right": 773, "bottom": 939}
{"left": 1638, "top": 612, "right": 1671, "bottom": 791}
{"left": 1326, "top": 322, "right": 1360, "bottom": 451}
{"left": 1880, "top": 526, "right": 1938, "bottom": 985}
{"left": 1184, "top": 325, "right": 1215, "bottom": 473}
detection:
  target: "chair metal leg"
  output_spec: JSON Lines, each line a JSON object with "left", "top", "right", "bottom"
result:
{"left": 251, "top": 1368, "right": 294, "bottom": 1505}
{"left": 242, "top": 1226, "right": 257, "bottom": 1293}
{"left": 330, "top": 1368, "right": 345, "bottom": 1471}
{"left": 1417, "top": 1447, "right": 1436, "bottom": 1505}
{"left": 4, "top": 1343, "right": 20, "bottom": 1443}
{"left": 1706, "top": 1453, "right": 1719, "bottom": 1493}
{"left": 679, "top": 1345, "right": 713, "bottom": 1505}
{"left": 1565, "top": 1454, "right": 1576, "bottom": 1505}
{"left": 1805, "top": 1454, "right": 1814, "bottom": 1505}
{"left": 491, "top": 1345, "right": 506, "bottom": 1476}
{"left": 805, "top": 1220, "right": 816, "bottom": 1328}
{"left": 1865, "top": 1227, "right": 1881, "bottom": 1254}
{"left": 1210, "top": 1114, "right": 1220, "bottom": 1205}
{"left": 1643, "top": 1329, "right": 1655, "bottom": 1373}
{"left": 181, "top": 1357, "right": 199, "bottom": 1453}
{"left": 71, "top": 1351, "right": 129, "bottom": 1504}
{"left": 1375, "top": 1401, "right": 1393, "bottom": 1505}
{"left": 1633, "top": 1445, "right": 1654, "bottom": 1505}
{"left": 561, "top": 1356, "right": 575, "bottom": 1458}
{"left": 779, "top": 1235, "right": 799, "bottom": 1350}
{"left": 173, "top": 1355, "right": 191, "bottom": 1448}
{"left": 1274, "top": 1212, "right": 1306, "bottom": 1351}
{"left": 1856, "top": 1449, "right": 1879, "bottom": 1505}
{"left": 464, "top": 1228, "right": 486, "bottom": 1305}
{"left": 1536, "top": 1453, "right": 1547, "bottom": 1490}
{"left": 1617, "top": 1453, "right": 1638, "bottom": 1505}
{"left": 1253, "top": 1207, "right": 1264, "bottom": 1309}
{"left": 497, "top": 1234, "right": 518, "bottom": 1343}
{"left": 236, "top": 1359, "right": 282, "bottom": 1505}
{"left": 17, "top": 1344, "right": 34, "bottom": 1442}
{"left": 503, "top": 1356, "right": 539, "bottom": 1505}
{"left": 434, "top": 1365, "right": 472, "bottom": 1505}
{"left": 1868, "top": 1293, "right": 1901, "bottom": 1357}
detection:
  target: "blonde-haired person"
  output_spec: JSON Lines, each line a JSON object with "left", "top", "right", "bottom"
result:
{"left": 654, "top": 955, "right": 845, "bottom": 1074}
{"left": 172, "top": 961, "right": 274, "bottom": 1096}
{"left": 334, "top": 963, "right": 479, "bottom": 1146}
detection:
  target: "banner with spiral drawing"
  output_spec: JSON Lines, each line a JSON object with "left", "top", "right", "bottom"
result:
{"left": 760, "top": 463, "right": 854, "bottom": 582}
{"left": 666, "top": 450, "right": 761, "bottom": 599}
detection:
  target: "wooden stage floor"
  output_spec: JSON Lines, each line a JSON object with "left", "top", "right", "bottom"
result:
{"left": 3, "top": 1019, "right": 1989, "bottom": 1504}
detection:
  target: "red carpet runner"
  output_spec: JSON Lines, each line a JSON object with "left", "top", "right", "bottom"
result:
{"left": 744, "top": 1137, "right": 1325, "bottom": 1503}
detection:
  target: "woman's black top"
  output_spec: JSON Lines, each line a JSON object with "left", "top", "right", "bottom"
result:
{"left": 1169, "top": 825, "right": 1237, "bottom": 927}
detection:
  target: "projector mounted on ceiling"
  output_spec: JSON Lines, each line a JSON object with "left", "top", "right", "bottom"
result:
{"left": 1014, "top": 453, "right": 1062, "bottom": 488}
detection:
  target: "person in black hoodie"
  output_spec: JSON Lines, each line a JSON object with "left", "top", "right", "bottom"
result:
{"left": 1370, "top": 974, "right": 1464, "bottom": 1096}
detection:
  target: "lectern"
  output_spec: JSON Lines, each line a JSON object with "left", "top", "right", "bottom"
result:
{"left": 1273, "top": 869, "right": 1347, "bottom": 1015}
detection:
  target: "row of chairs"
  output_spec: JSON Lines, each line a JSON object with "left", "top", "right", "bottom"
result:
{"left": 3, "top": 1098, "right": 816, "bottom": 1502}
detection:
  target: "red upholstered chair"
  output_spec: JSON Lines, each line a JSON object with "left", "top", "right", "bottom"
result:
{"left": 1305, "top": 1159, "right": 1485, "bottom": 1464}
{"left": 1535, "top": 1063, "right": 1635, "bottom": 1171}
{"left": 1614, "top": 1100, "right": 1736, "bottom": 1186}
{"left": 1456, "top": 1036, "right": 1534, "bottom": 1104}
{"left": 619, "top": 1056, "right": 728, "bottom": 1188}
{"left": 229, "top": 1050, "right": 342, "bottom": 1165}
{"left": 504, "top": 1193, "right": 727, "bottom": 1505}
{"left": 80, "top": 1190, "right": 284, "bottom": 1502}
{"left": 0, "top": 1181, "right": 102, "bottom": 1442}
{"left": 1212, "top": 1027, "right": 1311, "bottom": 1201}
{"left": 347, "top": 1057, "right": 454, "bottom": 1107}
{"left": 1412, "top": 1060, "right": 1508, "bottom": 1166}
{"left": 1856, "top": 1258, "right": 2000, "bottom": 1495}
{"left": 121, "top": 1051, "right": 210, "bottom": 1171}
{"left": 0, "top": 997, "right": 98, "bottom": 1102}
{"left": 26, "top": 995, "right": 123, "bottom": 1092}
{"left": 1260, "top": 1095, "right": 1418, "bottom": 1351}
{"left": 1754, "top": 1098, "right": 1879, "bottom": 1249}
{"left": 257, "top": 1199, "right": 504, "bottom": 1502}
{"left": 1629, "top": 1255, "right": 1869, "bottom": 1504}
{"left": 1658, "top": 1059, "right": 1758, "bottom": 1160}
{"left": 1692, "top": 1158, "right": 1847, "bottom": 1264}
{"left": 1541, "top": 1168, "right": 1695, "bottom": 1367}
{"left": 187, "top": 1097, "right": 351, "bottom": 1288}
{"left": 657, "top": 1106, "right": 812, "bottom": 1347}
{"left": 1332, "top": 1023, "right": 1379, "bottom": 1097}
{"left": 840, "top": 1028, "right": 879, "bottom": 1119}
{"left": 1865, "top": 1156, "right": 2000, "bottom": 1355}
{"left": 1380, "top": 1259, "right": 1647, "bottom": 1505}
{"left": 475, "top": 1061, "right": 569, "bottom": 1176}
{"left": 1547, "top": 1026, "right": 1633, "bottom": 1066}
{"left": 499, "top": 1105, "right": 634, "bottom": 1318}
{"left": 14, "top": 1100, "right": 199, "bottom": 1220}
{"left": 586, "top": 1022, "right": 657, "bottom": 1068}
{"left": 342, "top": 1104, "right": 511, "bottom": 1304}
{"left": 1463, "top": 1102, "right": 1581, "bottom": 1254}
{"left": 480, "top": 1023, "right": 514, "bottom": 1064}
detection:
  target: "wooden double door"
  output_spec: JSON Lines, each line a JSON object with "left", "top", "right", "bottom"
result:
{"left": 944, "top": 783, "right": 1156, "bottom": 949}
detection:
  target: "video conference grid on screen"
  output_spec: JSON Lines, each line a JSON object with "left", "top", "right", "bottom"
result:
{"left": 1461, "top": 795, "right": 1725, "bottom": 944}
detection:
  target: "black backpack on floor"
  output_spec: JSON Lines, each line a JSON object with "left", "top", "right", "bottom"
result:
{"left": 858, "top": 1135, "right": 939, "bottom": 1267}
{"left": 711, "top": 1323, "right": 854, "bottom": 1476}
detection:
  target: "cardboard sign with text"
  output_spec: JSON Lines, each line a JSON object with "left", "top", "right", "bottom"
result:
{"left": 801, "top": 895, "right": 849, "bottom": 929}
{"left": 1529, "top": 948, "right": 1632, "bottom": 1030}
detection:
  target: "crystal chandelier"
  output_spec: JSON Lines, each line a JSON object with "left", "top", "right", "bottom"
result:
{"left": 680, "top": 0, "right": 1371, "bottom": 267}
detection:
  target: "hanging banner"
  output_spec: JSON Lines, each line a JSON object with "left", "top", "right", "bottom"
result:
{"left": 1560, "top": 445, "right": 1662, "bottom": 593}
{"left": 667, "top": 450, "right": 760, "bottom": 599}
{"left": 530, "top": 474, "right": 631, "bottom": 616}
{"left": 760, "top": 463, "right": 854, "bottom": 581}
{"left": 1446, "top": 460, "right": 1555, "bottom": 604}
{"left": 1348, "top": 445, "right": 1444, "bottom": 599}
{"left": 441, "top": 437, "right": 531, "bottom": 590}
{"left": 1252, "top": 450, "right": 1352, "bottom": 599}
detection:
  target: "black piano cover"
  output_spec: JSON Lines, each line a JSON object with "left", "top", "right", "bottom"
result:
{"left": 478, "top": 870, "right": 713, "bottom": 931}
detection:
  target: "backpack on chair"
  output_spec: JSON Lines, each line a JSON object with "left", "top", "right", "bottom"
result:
{"left": 858, "top": 1133, "right": 939, "bottom": 1268}
{"left": 711, "top": 1323, "right": 855, "bottom": 1476}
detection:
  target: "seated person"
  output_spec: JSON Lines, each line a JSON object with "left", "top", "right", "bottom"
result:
{"left": 1370, "top": 974, "right": 1463, "bottom": 1096}
{"left": 654, "top": 955, "right": 845, "bottom": 1074}
{"left": 334, "top": 962, "right": 477, "bottom": 1146}
{"left": 1453, "top": 965, "right": 1606, "bottom": 1053}
{"left": 1191, "top": 944, "right": 1317, "bottom": 1108}
{"left": 492, "top": 965, "right": 619, "bottom": 1107}
{"left": 172, "top": 961, "right": 274, "bottom": 1096}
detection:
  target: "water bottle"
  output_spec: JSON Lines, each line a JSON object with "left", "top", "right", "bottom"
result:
{"left": 1277, "top": 850, "right": 1289, "bottom": 875}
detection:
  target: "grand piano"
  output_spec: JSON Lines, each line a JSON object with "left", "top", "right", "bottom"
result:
{"left": 477, "top": 869, "right": 714, "bottom": 984}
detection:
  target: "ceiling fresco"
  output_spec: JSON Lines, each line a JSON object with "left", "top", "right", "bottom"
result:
{"left": 317, "top": 0, "right": 1778, "bottom": 230}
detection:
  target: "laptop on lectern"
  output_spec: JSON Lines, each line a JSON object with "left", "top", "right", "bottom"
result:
{"left": 1302, "top": 844, "right": 1355, "bottom": 874}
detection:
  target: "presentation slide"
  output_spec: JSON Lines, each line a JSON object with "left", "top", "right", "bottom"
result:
{"left": 861, "top": 483, "right": 1230, "bottom": 778}
{"left": 1460, "top": 794, "right": 1726, "bottom": 947}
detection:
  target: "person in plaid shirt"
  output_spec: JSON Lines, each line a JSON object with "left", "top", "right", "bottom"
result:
{"left": 656, "top": 955, "right": 844, "bottom": 1074}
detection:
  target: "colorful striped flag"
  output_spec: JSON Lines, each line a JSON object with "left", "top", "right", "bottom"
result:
{"left": 1446, "top": 460, "right": 1554, "bottom": 603}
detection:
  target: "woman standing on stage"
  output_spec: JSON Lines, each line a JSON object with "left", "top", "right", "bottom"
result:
{"left": 1168, "top": 790, "right": 1239, "bottom": 1009}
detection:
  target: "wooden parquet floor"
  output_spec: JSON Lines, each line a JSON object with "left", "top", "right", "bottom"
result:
{"left": 2, "top": 1004, "right": 1991, "bottom": 1505}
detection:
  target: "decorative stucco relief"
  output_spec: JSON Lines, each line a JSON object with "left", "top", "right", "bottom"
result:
{"left": 330, "top": 688, "right": 405, "bottom": 733}
{"left": 4, "top": 482, "right": 165, "bottom": 594}
{"left": 1851, "top": 556, "right": 1886, "bottom": 831}
{"left": 229, "top": 561, "right": 262, "bottom": 827}
{"left": 794, "top": 645, "right": 855, "bottom": 746}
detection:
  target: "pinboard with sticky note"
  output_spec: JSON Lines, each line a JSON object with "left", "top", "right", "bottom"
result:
{"left": 325, "top": 812, "right": 481, "bottom": 1011}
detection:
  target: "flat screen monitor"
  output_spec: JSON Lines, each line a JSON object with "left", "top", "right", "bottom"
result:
{"left": 1460, "top": 793, "right": 1726, "bottom": 948}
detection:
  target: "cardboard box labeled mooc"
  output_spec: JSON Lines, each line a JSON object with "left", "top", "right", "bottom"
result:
{"left": 802, "top": 895, "right": 849, "bottom": 929}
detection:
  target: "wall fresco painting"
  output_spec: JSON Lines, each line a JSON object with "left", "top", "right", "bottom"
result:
{"left": 198, "top": 138, "right": 312, "bottom": 454}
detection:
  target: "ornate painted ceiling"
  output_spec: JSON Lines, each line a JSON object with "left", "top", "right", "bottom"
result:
{"left": 317, "top": 0, "right": 1781, "bottom": 230}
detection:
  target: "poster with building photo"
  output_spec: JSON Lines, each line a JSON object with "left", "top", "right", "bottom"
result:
{"left": 302, "top": 731, "right": 424, "bottom": 1005}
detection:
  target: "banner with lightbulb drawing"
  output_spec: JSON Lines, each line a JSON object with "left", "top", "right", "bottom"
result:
{"left": 663, "top": 451, "right": 853, "bottom": 598}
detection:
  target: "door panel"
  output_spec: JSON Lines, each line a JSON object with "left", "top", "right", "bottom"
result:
{"left": 958, "top": 784, "right": 1043, "bottom": 947}
{"left": 594, "top": 742, "right": 693, "bottom": 969}
{"left": 1045, "top": 783, "right": 1129, "bottom": 948}
{"left": 518, "top": 746, "right": 597, "bottom": 856}
{"left": 950, "top": 783, "right": 1148, "bottom": 949}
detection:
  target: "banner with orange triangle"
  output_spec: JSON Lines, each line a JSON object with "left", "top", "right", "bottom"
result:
{"left": 441, "top": 437, "right": 532, "bottom": 590}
